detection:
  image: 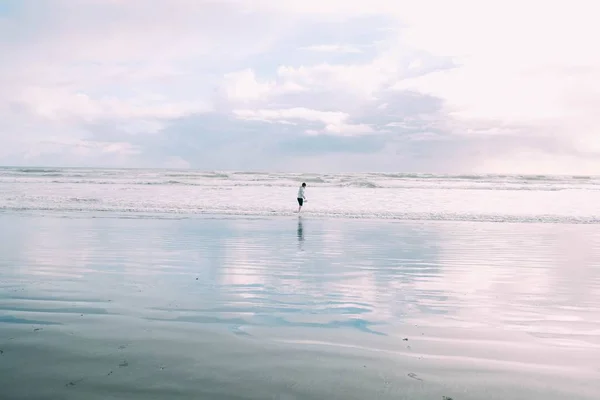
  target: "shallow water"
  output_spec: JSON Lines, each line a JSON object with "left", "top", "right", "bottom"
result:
{"left": 1, "top": 213, "right": 599, "bottom": 399}
{"left": 2, "top": 167, "right": 600, "bottom": 223}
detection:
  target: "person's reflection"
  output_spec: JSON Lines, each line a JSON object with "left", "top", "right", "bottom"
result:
{"left": 297, "top": 217, "right": 304, "bottom": 251}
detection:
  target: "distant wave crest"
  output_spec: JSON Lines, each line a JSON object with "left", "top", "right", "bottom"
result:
{"left": 16, "top": 168, "right": 63, "bottom": 174}
{"left": 345, "top": 181, "right": 378, "bottom": 188}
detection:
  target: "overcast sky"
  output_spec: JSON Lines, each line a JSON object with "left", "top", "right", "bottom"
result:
{"left": 1, "top": 0, "right": 598, "bottom": 173}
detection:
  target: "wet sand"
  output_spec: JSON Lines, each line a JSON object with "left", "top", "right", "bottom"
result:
{"left": 1, "top": 213, "right": 599, "bottom": 399}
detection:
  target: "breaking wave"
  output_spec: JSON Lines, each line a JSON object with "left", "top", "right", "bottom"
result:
{"left": 345, "top": 181, "right": 378, "bottom": 188}
{"left": 3, "top": 167, "right": 600, "bottom": 188}
{"left": 15, "top": 168, "right": 63, "bottom": 174}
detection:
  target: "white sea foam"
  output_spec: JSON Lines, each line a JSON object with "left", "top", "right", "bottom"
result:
{"left": 1, "top": 167, "right": 599, "bottom": 223}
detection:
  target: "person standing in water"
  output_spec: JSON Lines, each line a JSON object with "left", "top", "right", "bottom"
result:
{"left": 297, "top": 182, "right": 307, "bottom": 212}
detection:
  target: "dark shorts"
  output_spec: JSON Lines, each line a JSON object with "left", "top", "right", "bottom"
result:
{"left": 297, "top": 198, "right": 303, "bottom": 206}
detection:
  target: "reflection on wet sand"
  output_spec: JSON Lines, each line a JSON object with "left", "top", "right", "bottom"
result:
{"left": 297, "top": 217, "right": 304, "bottom": 250}
{"left": 0, "top": 214, "right": 599, "bottom": 400}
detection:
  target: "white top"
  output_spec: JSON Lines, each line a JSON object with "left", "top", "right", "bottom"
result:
{"left": 297, "top": 186, "right": 305, "bottom": 199}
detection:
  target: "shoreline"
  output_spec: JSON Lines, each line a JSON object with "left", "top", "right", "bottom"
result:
{"left": 2, "top": 208, "right": 599, "bottom": 225}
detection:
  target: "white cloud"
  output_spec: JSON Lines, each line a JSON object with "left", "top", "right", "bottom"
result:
{"left": 219, "top": 68, "right": 307, "bottom": 105}
{"left": 2, "top": 0, "right": 600, "bottom": 172}
{"left": 221, "top": 69, "right": 275, "bottom": 102}
{"left": 245, "top": 0, "right": 600, "bottom": 145}
{"left": 275, "top": 56, "right": 403, "bottom": 101}
{"left": 300, "top": 44, "right": 362, "bottom": 53}
{"left": 390, "top": 0, "right": 600, "bottom": 164}
{"left": 0, "top": 0, "right": 285, "bottom": 155}
{"left": 233, "top": 107, "right": 374, "bottom": 135}
{"left": 15, "top": 87, "right": 210, "bottom": 123}
{"left": 237, "top": 0, "right": 401, "bottom": 18}
{"left": 324, "top": 122, "right": 374, "bottom": 135}
{"left": 20, "top": 138, "right": 140, "bottom": 163}
{"left": 218, "top": 34, "right": 417, "bottom": 109}
{"left": 234, "top": 107, "right": 347, "bottom": 124}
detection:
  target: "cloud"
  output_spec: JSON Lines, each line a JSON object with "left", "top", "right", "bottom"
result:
{"left": 218, "top": 68, "right": 307, "bottom": 106}
{"left": 239, "top": 0, "right": 402, "bottom": 18}
{"left": 1, "top": 0, "right": 599, "bottom": 173}
{"left": 300, "top": 44, "right": 362, "bottom": 53}
{"left": 279, "top": 134, "right": 386, "bottom": 155}
{"left": 234, "top": 108, "right": 347, "bottom": 124}
{"left": 221, "top": 69, "right": 275, "bottom": 103}
{"left": 233, "top": 107, "right": 374, "bottom": 135}
{"left": 12, "top": 138, "right": 142, "bottom": 168}
{"left": 16, "top": 87, "right": 210, "bottom": 123}
{"left": 388, "top": 0, "right": 600, "bottom": 169}
{"left": 238, "top": 0, "right": 600, "bottom": 173}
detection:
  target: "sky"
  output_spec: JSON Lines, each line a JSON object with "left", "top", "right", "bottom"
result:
{"left": 1, "top": 0, "right": 599, "bottom": 174}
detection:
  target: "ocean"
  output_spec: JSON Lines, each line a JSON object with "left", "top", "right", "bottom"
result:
{"left": 1, "top": 167, "right": 599, "bottom": 399}
{"left": 1, "top": 167, "right": 600, "bottom": 223}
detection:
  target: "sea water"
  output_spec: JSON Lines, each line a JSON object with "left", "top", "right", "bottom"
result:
{"left": 1, "top": 167, "right": 600, "bottom": 223}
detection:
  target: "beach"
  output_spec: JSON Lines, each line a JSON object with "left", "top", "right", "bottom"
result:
{"left": 1, "top": 168, "right": 600, "bottom": 399}
{"left": 1, "top": 212, "right": 599, "bottom": 399}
